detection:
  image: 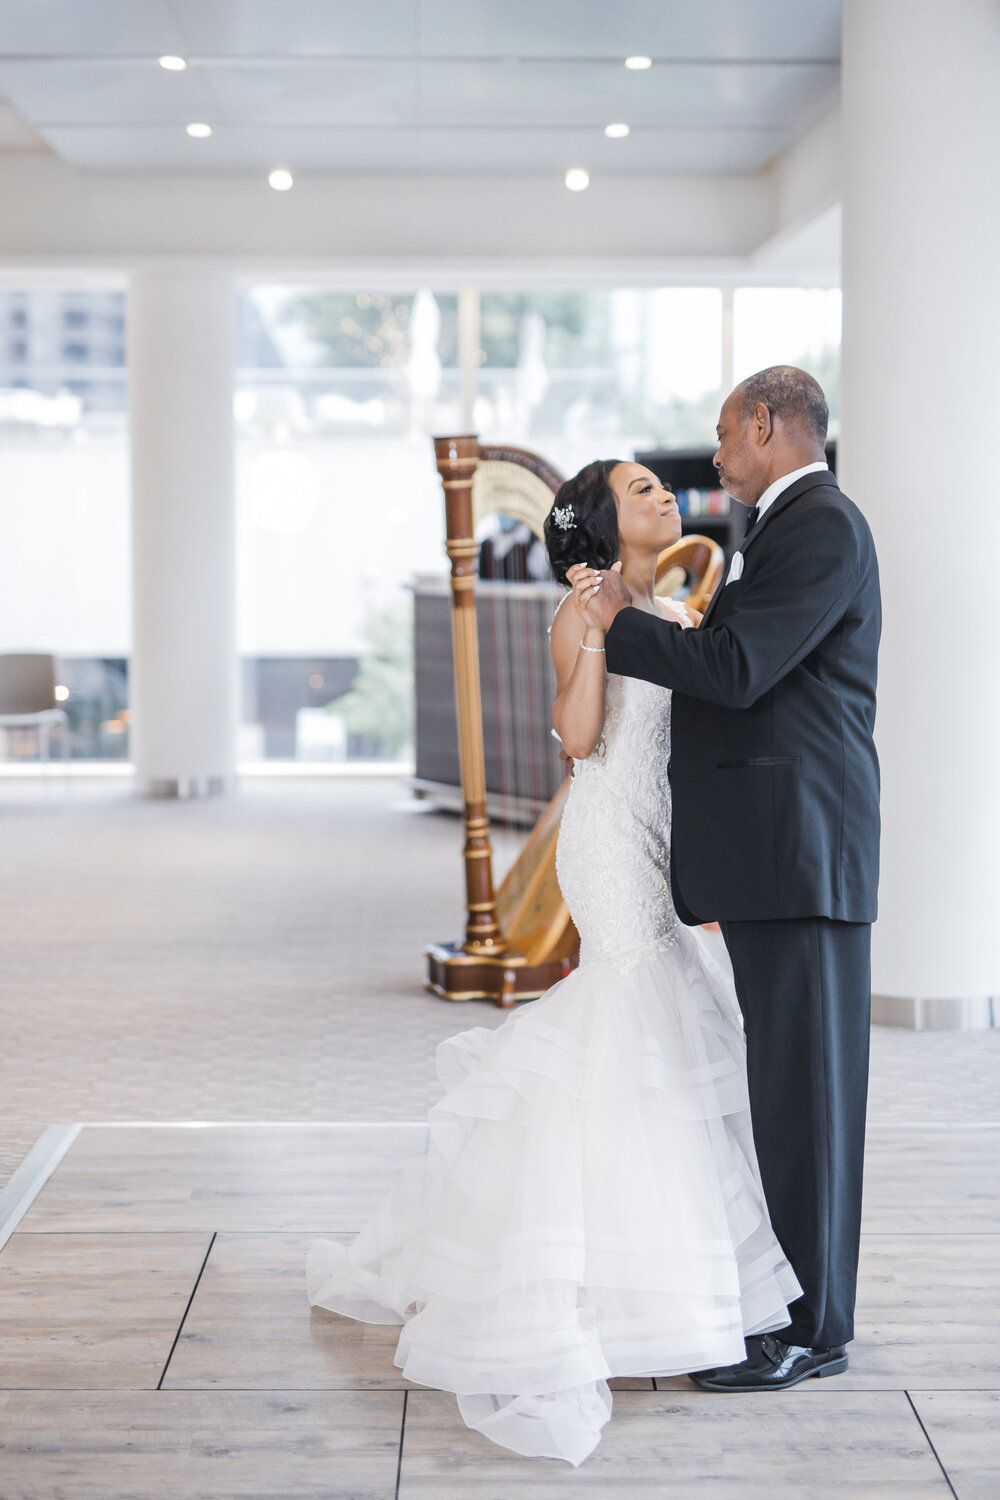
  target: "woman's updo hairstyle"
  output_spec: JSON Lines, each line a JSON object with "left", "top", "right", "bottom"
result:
{"left": 544, "top": 458, "right": 623, "bottom": 587}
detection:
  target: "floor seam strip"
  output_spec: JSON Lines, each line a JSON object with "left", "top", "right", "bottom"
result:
{"left": 0, "top": 1385, "right": 986, "bottom": 1395}
{"left": 905, "top": 1390, "right": 959, "bottom": 1499}
{"left": 157, "top": 1231, "right": 217, "bottom": 1391}
{"left": 0, "top": 1124, "right": 81, "bottom": 1254}
{"left": 394, "top": 1389, "right": 408, "bottom": 1500}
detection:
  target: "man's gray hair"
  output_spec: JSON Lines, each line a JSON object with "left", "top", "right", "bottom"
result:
{"left": 736, "top": 366, "right": 829, "bottom": 444}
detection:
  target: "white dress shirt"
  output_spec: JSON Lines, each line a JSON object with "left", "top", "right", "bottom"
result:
{"left": 754, "top": 460, "right": 829, "bottom": 524}
{"left": 725, "top": 462, "right": 829, "bottom": 585}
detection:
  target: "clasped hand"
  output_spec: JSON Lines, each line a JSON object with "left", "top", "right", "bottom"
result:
{"left": 565, "top": 561, "right": 633, "bottom": 633}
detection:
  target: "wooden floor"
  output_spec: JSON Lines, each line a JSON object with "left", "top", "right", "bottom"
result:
{"left": 0, "top": 1122, "right": 997, "bottom": 1498}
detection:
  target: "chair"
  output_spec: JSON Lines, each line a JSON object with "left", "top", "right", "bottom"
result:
{"left": 0, "top": 654, "right": 69, "bottom": 766}
{"left": 655, "top": 534, "right": 725, "bottom": 613}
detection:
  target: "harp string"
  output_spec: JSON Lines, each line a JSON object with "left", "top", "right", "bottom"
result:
{"left": 478, "top": 500, "right": 550, "bottom": 901}
{"left": 482, "top": 510, "right": 512, "bottom": 884}
{"left": 494, "top": 534, "right": 512, "bottom": 846}
{"left": 523, "top": 545, "right": 533, "bottom": 869}
{"left": 523, "top": 563, "right": 541, "bottom": 831}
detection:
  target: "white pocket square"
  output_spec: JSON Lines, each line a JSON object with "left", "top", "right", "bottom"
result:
{"left": 725, "top": 551, "right": 744, "bottom": 584}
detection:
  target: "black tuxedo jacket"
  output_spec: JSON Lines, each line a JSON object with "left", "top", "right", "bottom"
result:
{"left": 605, "top": 470, "right": 881, "bottom": 924}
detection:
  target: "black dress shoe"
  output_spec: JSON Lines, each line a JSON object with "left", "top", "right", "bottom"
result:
{"left": 689, "top": 1333, "right": 848, "bottom": 1391}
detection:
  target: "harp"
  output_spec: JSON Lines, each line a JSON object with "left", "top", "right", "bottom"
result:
{"left": 656, "top": 534, "right": 724, "bottom": 611}
{"left": 425, "top": 434, "right": 577, "bottom": 1007}
{"left": 424, "top": 434, "right": 725, "bottom": 1008}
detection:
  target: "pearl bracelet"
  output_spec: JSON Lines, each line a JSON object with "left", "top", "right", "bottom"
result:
{"left": 579, "top": 640, "right": 606, "bottom": 653}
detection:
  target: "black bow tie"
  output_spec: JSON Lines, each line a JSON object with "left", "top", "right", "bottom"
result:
{"left": 743, "top": 505, "right": 760, "bottom": 537}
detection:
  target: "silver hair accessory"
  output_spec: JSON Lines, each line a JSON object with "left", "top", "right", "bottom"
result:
{"left": 552, "top": 504, "right": 575, "bottom": 531}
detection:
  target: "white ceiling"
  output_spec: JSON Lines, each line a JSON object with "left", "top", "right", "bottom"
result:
{"left": 0, "top": 0, "right": 841, "bottom": 177}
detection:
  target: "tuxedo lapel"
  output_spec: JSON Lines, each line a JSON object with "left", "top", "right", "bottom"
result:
{"left": 739, "top": 470, "right": 841, "bottom": 560}
{"left": 699, "top": 471, "right": 841, "bottom": 627}
{"left": 698, "top": 566, "right": 728, "bottom": 626}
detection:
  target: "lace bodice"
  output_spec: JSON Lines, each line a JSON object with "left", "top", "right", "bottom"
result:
{"left": 556, "top": 610, "right": 685, "bottom": 970}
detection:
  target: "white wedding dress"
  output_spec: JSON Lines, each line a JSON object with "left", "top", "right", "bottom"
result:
{"left": 307, "top": 610, "right": 801, "bottom": 1465}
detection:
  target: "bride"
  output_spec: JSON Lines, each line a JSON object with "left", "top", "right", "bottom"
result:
{"left": 306, "top": 459, "right": 801, "bottom": 1466}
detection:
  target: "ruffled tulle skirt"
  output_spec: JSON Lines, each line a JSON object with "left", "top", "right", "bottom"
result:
{"left": 306, "top": 926, "right": 801, "bottom": 1466}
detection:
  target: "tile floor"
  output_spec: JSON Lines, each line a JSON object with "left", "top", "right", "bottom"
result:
{"left": 1, "top": 1121, "right": 997, "bottom": 1497}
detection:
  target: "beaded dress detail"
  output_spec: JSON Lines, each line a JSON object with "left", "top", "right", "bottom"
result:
{"left": 307, "top": 602, "right": 800, "bottom": 1466}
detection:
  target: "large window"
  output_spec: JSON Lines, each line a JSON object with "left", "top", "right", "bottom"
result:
{"left": 733, "top": 288, "right": 841, "bottom": 433}
{"left": 0, "top": 287, "right": 130, "bottom": 762}
{"left": 236, "top": 283, "right": 842, "bottom": 765}
{"left": 477, "top": 288, "right": 724, "bottom": 474}
{"left": 237, "top": 288, "right": 461, "bottom": 764}
{"left": 0, "top": 281, "right": 841, "bottom": 770}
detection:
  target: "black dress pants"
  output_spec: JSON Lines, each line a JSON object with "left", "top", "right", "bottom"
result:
{"left": 719, "top": 916, "right": 871, "bottom": 1350}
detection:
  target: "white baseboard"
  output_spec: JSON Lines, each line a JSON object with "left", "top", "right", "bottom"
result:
{"left": 872, "top": 993, "right": 999, "bottom": 1031}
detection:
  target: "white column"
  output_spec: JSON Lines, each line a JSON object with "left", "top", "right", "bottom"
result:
{"left": 458, "top": 285, "right": 481, "bottom": 432}
{"left": 128, "top": 270, "right": 237, "bottom": 797}
{"left": 839, "top": 0, "right": 1000, "bottom": 1027}
{"left": 720, "top": 285, "right": 735, "bottom": 399}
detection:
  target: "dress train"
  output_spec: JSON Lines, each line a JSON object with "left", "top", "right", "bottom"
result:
{"left": 307, "top": 925, "right": 800, "bottom": 1466}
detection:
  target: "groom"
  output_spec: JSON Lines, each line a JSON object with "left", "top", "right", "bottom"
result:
{"left": 585, "top": 367, "right": 881, "bottom": 1390}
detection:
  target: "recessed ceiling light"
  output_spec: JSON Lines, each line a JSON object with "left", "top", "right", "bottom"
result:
{"left": 604, "top": 123, "right": 630, "bottom": 139}
{"left": 268, "top": 168, "right": 294, "bottom": 192}
{"left": 159, "top": 55, "right": 187, "bottom": 71}
{"left": 624, "top": 55, "right": 652, "bottom": 70}
{"left": 186, "top": 122, "right": 212, "bottom": 138}
{"left": 565, "top": 168, "right": 590, "bottom": 192}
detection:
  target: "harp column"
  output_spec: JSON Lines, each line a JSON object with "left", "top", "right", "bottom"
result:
{"left": 128, "top": 269, "right": 238, "bottom": 798}
{"left": 434, "top": 435, "right": 507, "bottom": 955}
{"left": 840, "top": 0, "right": 1000, "bottom": 1026}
